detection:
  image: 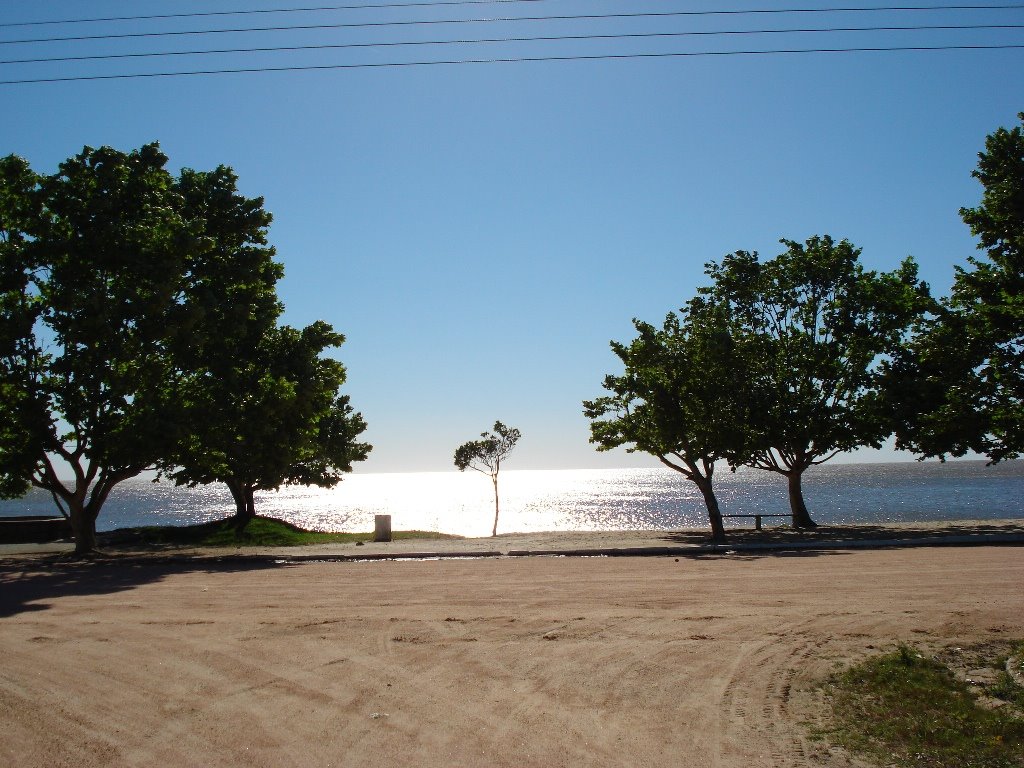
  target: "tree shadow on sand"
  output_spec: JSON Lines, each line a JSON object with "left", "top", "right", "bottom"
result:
{"left": 657, "top": 521, "right": 1024, "bottom": 548}
{"left": 0, "top": 556, "right": 288, "bottom": 619}
{"left": 687, "top": 549, "right": 855, "bottom": 562}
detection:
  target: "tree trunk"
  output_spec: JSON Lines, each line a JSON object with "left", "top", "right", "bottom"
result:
{"left": 226, "top": 479, "right": 257, "bottom": 533}
{"left": 38, "top": 467, "right": 137, "bottom": 556}
{"left": 694, "top": 476, "right": 727, "bottom": 543}
{"left": 69, "top": 484, "right": 113, "bottom": 555}
{"left": 69, "top": 502, "right": 98, "bottom": 555}
{"left": 786, "top": 471, "right": 817, "bottom": 528}
{"left": 491, "top": 474, "right": 500, "bottom": 537}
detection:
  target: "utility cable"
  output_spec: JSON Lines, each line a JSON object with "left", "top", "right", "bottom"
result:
{"left": 3, "top": 5, "right": 1024, "bottom": 47}
{"left": 2, "top": 42, "right": 1021, "bottom": 85}
{"left": 2, "top": 23, "right": 1019, "bottom": 66}
{"left": 3, "top": 1, "right": 1023, "bottom": 30}
{"left": 0, "top": 0, "right": 555, "bottom": 29}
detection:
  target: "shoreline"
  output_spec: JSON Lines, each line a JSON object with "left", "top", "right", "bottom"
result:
{"left": 4, "top": 460, "right": 1022, "bottom": 540}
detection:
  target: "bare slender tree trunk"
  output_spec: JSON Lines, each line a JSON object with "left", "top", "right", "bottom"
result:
{"left": 491, "top": 474, "right": 500, "bottom": 537}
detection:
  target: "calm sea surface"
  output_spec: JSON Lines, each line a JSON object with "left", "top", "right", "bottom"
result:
{"left": 2, "top": 460, "right": 1022, "bottom": 537}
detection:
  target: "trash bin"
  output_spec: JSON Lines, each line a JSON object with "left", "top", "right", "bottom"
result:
{"left": 374, "top": 514, "right": 392, "bottom": 542}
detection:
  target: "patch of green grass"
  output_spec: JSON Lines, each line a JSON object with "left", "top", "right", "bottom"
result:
{"left": 991, "top": 642, "right": 1024, "bottom": 710}
{"left": 826, "top": 644, "right": 1024, "bottom": 768}
{"left": 102, "top": 516, "right": 462, "bottom": 548}
{"left": 991, "top": 672, "right": 1024, "bottom": 711}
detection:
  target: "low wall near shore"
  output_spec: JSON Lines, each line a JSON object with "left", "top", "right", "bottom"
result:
{"left": 0, "top": 515, "right": 72, "bottom": 543}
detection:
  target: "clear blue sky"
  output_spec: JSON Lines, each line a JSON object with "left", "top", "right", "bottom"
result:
{"left": 2, "top": 0, "right": 1022, "bottom": 472}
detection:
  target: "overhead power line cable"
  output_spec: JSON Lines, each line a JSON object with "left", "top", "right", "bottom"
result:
{"left": 2, "top": 23, "right": 1020, "bottom": 66}
{"left": 4, "top": 5, "right": 1024, "bottom": 46}
{"left": 2, "top": 1, "right": 1022, "bottom": 30}
{"left": 2, "top": 43, "right": 1022, "bottom": 85}
{"left": 0, "top": 0, "right": 555, "bottom": 29}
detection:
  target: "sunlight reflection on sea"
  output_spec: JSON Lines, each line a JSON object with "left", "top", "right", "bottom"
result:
{"left": 2, "top": 461, "right": 1022, "bottom": 536}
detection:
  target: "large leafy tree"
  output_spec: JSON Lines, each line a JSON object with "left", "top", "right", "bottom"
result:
{"left": 167, "top": 321, "right": 371, "bottom": 528}
{"left": 454, "top": 421, "right": 520, "bottom": 537}
{"left": 0, "top": 145, "right": 198, "bottom": 552}
{"left": 159, "top": 164, "right": 371, "bottom": 528}
{"left": 584, "top": 299, "right": 750, "bottom": 542}
{"left": 890, "top": 113, "right": 1024, "bottom": 462}
{"left": 0, "top": 143, "right": 321, "bottom": 553}
{"left": 706, "top": 236, "right": 930, "bottom": 527}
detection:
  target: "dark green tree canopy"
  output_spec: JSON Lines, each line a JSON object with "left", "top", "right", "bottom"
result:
{"left": 960, "top": 113, "right": 1024, "bottom": 271}
{"left": 0, "top": 155, "right": 45, "bottom": 499}
{"left": 890, "top": 113, "right": 1024, "bottom": 462}
{"left": 708, "top": 236, "right": 929, "bottom": 456}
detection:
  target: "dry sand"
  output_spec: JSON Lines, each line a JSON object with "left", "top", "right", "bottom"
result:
{"left": 1, "top": 538, "right": 1022, "bottom": 767}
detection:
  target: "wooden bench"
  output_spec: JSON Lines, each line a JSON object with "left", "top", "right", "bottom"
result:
{"left": 720, "top": 514, "right": 790, "bottom": 531}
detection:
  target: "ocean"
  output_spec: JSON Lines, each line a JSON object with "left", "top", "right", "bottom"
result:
{"left": 2, "top": 460, "right": 1022, "bottom": 538}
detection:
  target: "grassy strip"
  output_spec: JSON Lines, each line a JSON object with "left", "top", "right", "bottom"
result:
{"left": 102, "top": 516, "right": 462, "bottom": 548}
{"left": 825, "top": 645, "right": 1024, "bottom": 768}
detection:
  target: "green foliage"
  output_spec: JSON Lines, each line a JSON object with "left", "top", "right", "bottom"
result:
{"left": 167, "top": 320, "right": 372, "bottom": 524}
{"left": 827, "top": 646, "right": 1024, "bottom": 768}
{"left": 453, "top": 421, "right": 520, "bottom": 476}
{"left": 707, "top": 236, "right": 929, "bottom": 465}
{"left": 704, "top": 235, "right": 930, "bottom": 524}
{"left": 104, "top": 517, "right": 460, "bottom": 548}
{"left": 990, "top": 671, "right": 1024, "bottom": 711}
{"left": 583, "top": 298, "right": 749, "bottom": 540}
{"left": 160, "top": 164, "right": 371, "bottom": 524}
{"left": 891, "top": 113, "right": 1024, "bottom": 463}
{"left": 0, "top": 155, "right": 44, "bottom": 498}
{"left": 990, "top": 641, "right": 1024, "bottom": 710}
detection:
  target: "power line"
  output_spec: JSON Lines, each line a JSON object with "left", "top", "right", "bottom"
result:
{"left": 3, "top": 5, "right": 1024, "bottom": 46}
{"left": 5, "top": 1, "right": 1023, "bottom": 31}
{"left": 1, "top": 42, "right": 1020, "bottom": 85}
{"left": 2, "top": 23, "right": 1019, "bottom": 66}
{"left": 0, "top": 0, "right": 553, "bottom": 29}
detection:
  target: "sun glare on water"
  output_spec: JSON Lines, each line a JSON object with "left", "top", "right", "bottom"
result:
{"left": 250, "top": 468, "right": 707, "bottom": 538}
{"left": 2, "top": 462, "right": 1020, "bottom": 535}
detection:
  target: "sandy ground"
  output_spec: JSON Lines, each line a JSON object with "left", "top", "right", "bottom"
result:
{"left": 1, "top": 540, "right": 1022, "bottom": 767}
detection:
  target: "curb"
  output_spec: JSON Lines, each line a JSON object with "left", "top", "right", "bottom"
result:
{"left": 2, "top": 534, "right": 1022, "bottom": 567}
{"left": 505, "top": 534, "right": 1024, "bottom": 558}
{"left": 256, "top": 533, "right": 1024, "bottom": 562}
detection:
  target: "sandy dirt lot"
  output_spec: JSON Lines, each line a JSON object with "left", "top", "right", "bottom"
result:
{"left": 1, "top": 545, "right": 1022, "bottom": 767}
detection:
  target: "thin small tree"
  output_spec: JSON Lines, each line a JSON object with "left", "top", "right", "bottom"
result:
{"left": 454, "top": 421, "right": 520, "bottom": 537}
